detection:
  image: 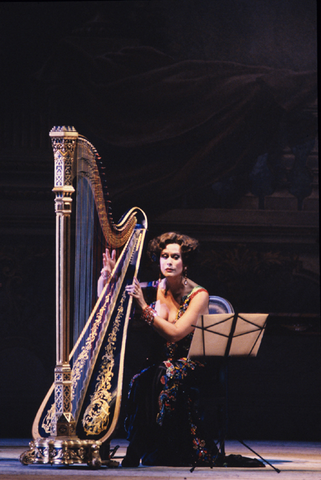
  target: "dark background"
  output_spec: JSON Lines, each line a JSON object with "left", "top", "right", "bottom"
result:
{"left": 0, "top": 1, "right": 319, "bottom": 442}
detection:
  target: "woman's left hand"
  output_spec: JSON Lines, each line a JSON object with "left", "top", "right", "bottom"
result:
{"left": 125, "top": 277, "right": 147, "bottom": 310}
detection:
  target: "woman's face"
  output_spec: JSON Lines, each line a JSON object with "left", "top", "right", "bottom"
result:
{"left": 160, "top": 243, "right": 184, "bottom": 278}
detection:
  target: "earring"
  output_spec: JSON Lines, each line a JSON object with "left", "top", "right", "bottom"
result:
{"left": 184, "top": 267, "right": 188, "bottom": 286}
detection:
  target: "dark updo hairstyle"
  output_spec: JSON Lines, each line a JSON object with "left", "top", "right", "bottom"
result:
{"left": 147, "top": 232, "right": 199, "bottom": 267}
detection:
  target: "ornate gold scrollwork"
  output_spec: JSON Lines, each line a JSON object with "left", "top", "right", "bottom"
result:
{"left": 82, "top": 292, "right": 126, "bottom": 435}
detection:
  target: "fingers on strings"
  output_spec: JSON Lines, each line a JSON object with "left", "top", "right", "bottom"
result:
{"left": 125, "top": 277, "right": 140, "bottom": 296}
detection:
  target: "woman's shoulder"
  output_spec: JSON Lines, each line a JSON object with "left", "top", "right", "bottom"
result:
{"left": 188, "top": 279, "right": 208, "bottom": 294}
{"left": 184, "top": 283, "right": 208, "bottom": 302}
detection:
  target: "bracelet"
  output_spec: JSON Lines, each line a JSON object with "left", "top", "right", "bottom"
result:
{"left": 141, "top": 305, "right": 156, "bottom": 326}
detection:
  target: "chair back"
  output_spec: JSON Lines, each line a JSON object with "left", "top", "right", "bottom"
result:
{"left": 208, "top": 295, "right": 234, "bottom": 314}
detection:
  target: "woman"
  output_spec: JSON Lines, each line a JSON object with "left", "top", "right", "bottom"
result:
{"left": 110, "top": 231, "right": 222, "bottom": 468}
{"left": 99, "top": 232, "right": 218, "bottom": 467}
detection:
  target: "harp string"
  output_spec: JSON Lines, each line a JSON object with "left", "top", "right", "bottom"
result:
{"left": 73, "top": 176, "right": 96, "bottom": 345}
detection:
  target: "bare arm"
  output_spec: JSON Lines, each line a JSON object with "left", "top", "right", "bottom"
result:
{"left": 126, "top": 277, "right": 209, "bottom": 342}
{"left": 153, "top": 291, "right": 209, "bottom": 342}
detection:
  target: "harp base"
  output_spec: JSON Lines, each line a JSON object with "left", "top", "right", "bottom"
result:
{"left": 20, "top": 436, "right": 102, "bottom": 467}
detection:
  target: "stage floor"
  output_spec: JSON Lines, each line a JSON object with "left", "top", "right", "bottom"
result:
{"left": 1, "top": 438, "right": 320, "bottom": 479}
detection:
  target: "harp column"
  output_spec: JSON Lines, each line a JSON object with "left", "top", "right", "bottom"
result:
{"left": 51, "top": 126, "right": 78, "bottom": 437}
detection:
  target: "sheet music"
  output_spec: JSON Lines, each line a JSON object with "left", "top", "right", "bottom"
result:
{"left": 188, "top": 313, "right": 268, "bottom": 358}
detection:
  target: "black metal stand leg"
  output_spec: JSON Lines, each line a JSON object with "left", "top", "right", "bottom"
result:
{"left": 217, "top": 359, "right": 280, "bottom": 473}
{"left": 218, "top": 359, "right": 228, "bottom": 457}
{"left": 237, "top": 439, "right": 281, "bottom": 473}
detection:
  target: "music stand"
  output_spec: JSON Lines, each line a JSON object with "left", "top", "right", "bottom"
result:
{"left": 188, "top": 313, "right": 280, "bottom": 472}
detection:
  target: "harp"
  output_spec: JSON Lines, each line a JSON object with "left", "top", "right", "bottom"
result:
{"left": 21, "top": 126, "right": 148, "bottom": 466}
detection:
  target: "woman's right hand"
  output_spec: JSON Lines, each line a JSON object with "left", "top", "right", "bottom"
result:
{"left": 125, "top": 277, "right": 147, "bottom": 310}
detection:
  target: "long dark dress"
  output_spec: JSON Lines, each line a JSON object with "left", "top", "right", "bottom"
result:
{"left": 123, "top": 285, "right": 219, "bottom": 467}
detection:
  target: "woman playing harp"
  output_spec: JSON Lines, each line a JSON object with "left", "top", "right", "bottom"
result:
{"left": 99, "top": 232, "right": 220, "bottom": 467}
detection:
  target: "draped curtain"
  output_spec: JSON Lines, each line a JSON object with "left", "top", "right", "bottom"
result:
{"left": 35, "top": 40, "right": 317, "bottom": 216}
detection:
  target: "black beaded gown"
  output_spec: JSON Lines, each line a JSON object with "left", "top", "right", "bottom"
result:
{"left": 122, "top": 285, "right": 219, "bottom": 467}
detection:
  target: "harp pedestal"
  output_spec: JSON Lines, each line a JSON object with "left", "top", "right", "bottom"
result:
{"left": 20, "top": 437, "right": 102, "bottom": 466}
